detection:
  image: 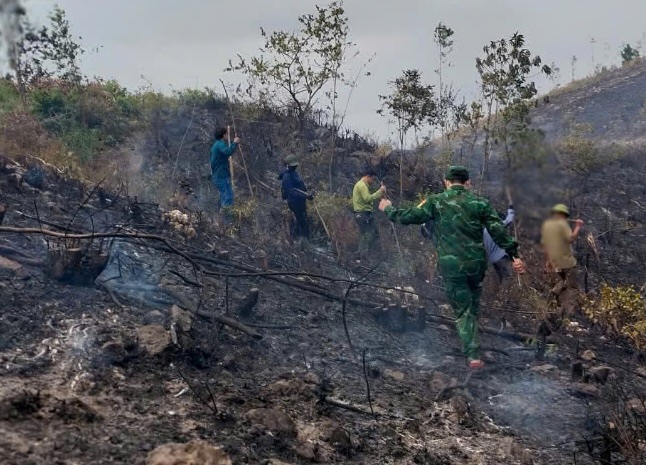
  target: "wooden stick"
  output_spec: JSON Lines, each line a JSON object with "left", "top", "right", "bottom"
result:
{"left": 505, "top": 186, "right": 522, "bottom": 288}
{"left": 312, "top": 200, "right": 330, "bottom": 239}
{"left": 220, "top": 79, "right": 254, "bottom": 196}
{"left": 322, "top": 397, "right": 379, "bottom": 416}
{"left": 227, "top": 124, "right": 234, "bottom": 189}
{"left": 293, "top": 188, "right": 330, "bottom": 238}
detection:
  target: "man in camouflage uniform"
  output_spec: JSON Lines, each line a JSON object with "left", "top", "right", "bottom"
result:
{"left": 379, "top": 166, "right": 525, "bottom": 368}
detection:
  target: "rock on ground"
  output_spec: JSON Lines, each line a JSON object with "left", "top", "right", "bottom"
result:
{"left": 244, "top": 408, "right": 297, "bottom": 437}
{"left": 529, "top": 364, "right": 558, "bottom": 377}
{"left": 137, "top": 325, "right": 172, "bottom": 355}
{"left": 146, "top": 440, "right": 231, "bottom": 465}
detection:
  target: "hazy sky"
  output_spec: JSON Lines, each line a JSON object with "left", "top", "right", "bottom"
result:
{"left": 22, "top": 0, "right": 646, "bottom": 141}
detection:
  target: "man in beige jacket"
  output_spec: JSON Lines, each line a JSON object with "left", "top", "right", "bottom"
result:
{"left": 541, "top": 204, "right": 584, "bottom": 330}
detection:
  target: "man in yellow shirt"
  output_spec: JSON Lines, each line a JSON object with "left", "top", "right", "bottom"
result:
{"left": 541, "top": 203, "right": 584, "bottom": 330}
{"left": 352, "top": 169, "right": 386, "bottom": 258}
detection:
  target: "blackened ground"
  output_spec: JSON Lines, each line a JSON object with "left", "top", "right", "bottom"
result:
{"left": 0, "top": 166, "right": 644, "bottom": 465}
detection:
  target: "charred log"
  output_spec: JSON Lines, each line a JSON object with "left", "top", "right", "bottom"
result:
{"left": 46, "top": 247, "right": 108, "bottom": 286}
{"left": 194, "top": 310, "right": 262, "bottom": 340}
{"left": 236, "top": 288, "right": 259, "bottom": 318}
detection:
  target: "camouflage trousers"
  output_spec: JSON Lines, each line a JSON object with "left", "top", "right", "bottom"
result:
{"left": 444, "top": 272, "right": 485, "bottom": 361}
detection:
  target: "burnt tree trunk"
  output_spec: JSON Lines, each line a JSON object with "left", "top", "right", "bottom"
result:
{"left": 236, "top": 288, "right": 260, "bottom": 318}
{"left": 376, "top": 303, "right": 408, "bottom": 333}
{"left": 47, "top": 247, "right": 108, "bottom": 285}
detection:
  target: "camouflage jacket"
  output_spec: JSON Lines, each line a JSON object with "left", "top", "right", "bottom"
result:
{"left": 385, "top": 185, "right": 519, "bottom": 278}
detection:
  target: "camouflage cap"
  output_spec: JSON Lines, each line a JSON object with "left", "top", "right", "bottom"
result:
{"left": 551, "top": 203, "right": 570, "bottom": 216}
{"left": 285, "top": 155, "right": 299, "bottom": 167}
{"left": 445, "top": 165, "right": 469, "bottom": 182}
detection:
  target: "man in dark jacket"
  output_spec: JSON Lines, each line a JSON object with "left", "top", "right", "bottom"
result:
{"left": 210, "top": 127, "right": 240, "bottom": 219}
{"left": 281, "top": 155, "right": 313, "bottom": 242}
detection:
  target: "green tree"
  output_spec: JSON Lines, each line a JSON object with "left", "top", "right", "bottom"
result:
{"left": 227, "top": 1, "right": 353, "bottom": 129}
{"left": 475, "top": 32, "right": 552, "bottom": 185}
{"left": 37, "top": 6, "right": 84, "bottom": 84}
{"left": 377, "top": 69, "right": 437, "bottom": 199}
{"left": 620, "top": 43, "right": 640, "bottom": 65}
{"left": 0, "top": 3, "right": 84, "bottom": 103}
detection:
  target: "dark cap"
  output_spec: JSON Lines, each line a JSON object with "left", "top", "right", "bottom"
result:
{"left": 362, "top": 167, "right": 377, "bottom": 177}
{"left": 445, "top": 165, "right": 469, "bottom": 182}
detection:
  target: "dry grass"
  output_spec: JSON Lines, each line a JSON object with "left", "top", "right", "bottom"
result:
{"left": 0, "top": 110, "right": 79, "bottom": 175}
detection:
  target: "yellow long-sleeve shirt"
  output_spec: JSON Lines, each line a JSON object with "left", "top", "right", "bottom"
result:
{"left": 352, "top": 179, "right": 383, "bottom": 212}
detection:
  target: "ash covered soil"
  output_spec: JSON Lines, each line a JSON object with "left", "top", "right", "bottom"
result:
{"left": 1, "top": 165, "right": 645, "bottom": 465}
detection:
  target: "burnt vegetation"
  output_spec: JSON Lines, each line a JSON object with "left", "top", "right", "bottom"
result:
{"left": 0, "top": 2, "right": 645, "bottom": 464}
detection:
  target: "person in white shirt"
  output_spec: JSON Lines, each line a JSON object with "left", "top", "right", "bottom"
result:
{"left": 483, "top": 205, "right": 515, "bottom": 283}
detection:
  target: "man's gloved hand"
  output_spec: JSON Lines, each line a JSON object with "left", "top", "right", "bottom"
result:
{"left": 308, "top": 194, "right": 314, "bottom": 200}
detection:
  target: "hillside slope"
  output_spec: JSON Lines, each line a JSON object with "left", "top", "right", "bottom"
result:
{"left": 533, "top": 59, "right": 646, "bottom": 142}
{"left": 0, "top": 61, "right": 645, "bottom": 464}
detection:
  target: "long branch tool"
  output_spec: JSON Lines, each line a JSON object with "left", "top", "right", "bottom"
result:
{"left": 227, "top": 124, "right": 234, "bottom": 190}
{"left": 505, "top": 186, "right": 522, "bottom": 288}
{"left": 379, "top": 180, "right": 404, "bottom": 285}
{"left": 219, "top": 79, "right": 254, "bottom": 196}
{"left": 293, "top": 188, "right": 330, "bottom": 239}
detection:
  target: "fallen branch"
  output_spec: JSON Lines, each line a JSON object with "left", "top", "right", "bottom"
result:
{"left": 0, "top": 226, "right": 201, "bottom": 271}
{"left": 13, "top": 210, "right": 85, "bottom": 233}
{"left": 585, "top": 355, "right": 646, "bottom": 380}
{"left": 321, "top": 397, "right": 380, "bottom": 416}
{"left": 242, "top": 323, "right": 293, "bottom": 330}
{"left": 169, "top": 269, "right": 202, "bottom": 287}
{"left": 1, "top": 227, "right": 542, "bottom": 345}
{"left": 193, "top": 310, "right": 262, "bottom": 340}
{"left": 423, "top": 313, "right": 555, "bottom": 344}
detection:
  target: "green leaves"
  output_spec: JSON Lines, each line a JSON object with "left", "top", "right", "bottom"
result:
{"left": 620, "top": 43, "right": 640, "bottom": 65}
{"left": 12, "top": 5, "right": 84, "bottom": 87}
{"left": 226, "top": 1, "right": 354, "bottom": 123}
{"left": 476, "top": 32, "right": 550, "bottom": 105}
{"left": 476, "top": 32, "right": 552, "bottom": 168}
{"left": 434, "top": 22, "right": 454, "bottom": 54}
{"left": 377, "top": 69, "right": 437, "bottom": 138}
